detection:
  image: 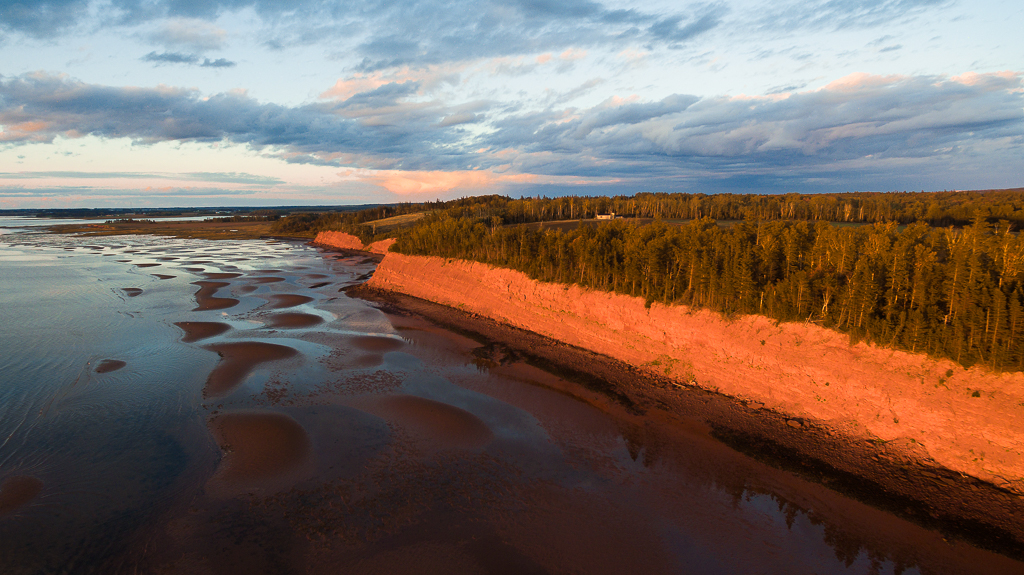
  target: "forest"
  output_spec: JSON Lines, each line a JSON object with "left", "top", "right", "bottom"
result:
{"left": 273, "top": 190, "right": 1024, "bottom": 371}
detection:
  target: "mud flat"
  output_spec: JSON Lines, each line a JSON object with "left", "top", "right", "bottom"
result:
{"left": 175, "top": 321, "right": 232, "bottom": 343}
{"left": 191, "top": 281, "right": 239, "bottom": 311}
{"left": 263, "top": 312, "right": 324, "bottom": 329}
{"left": 94, "top": 359, "right": 126, "bottom": 373}
{"left": 263, "top": 293, "right": 314, "bottom": 309}
{"left": 203, "top": 342, "right": 298, "bottom": 398}
{"left": 0, "top": 476, "right": 43, "bottom": 516}
{"left": 206, "top": 411, "right": 312, "bottom": 496}
{"left": 359, "top": 395, "right": 493, "bottom": 450}
{"left": 350, "top": 253, "right": 1024, "bottom": 557}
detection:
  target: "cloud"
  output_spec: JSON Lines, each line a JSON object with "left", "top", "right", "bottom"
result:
{"left": 755, "top": 0, "right": 951, "bottom": 33}
{"left": 0, "top": 170, "right": 282, "bottom": 184}
{"left": 649, "top": 5, "right": 727, "bottom": 43}
{"left": 2, "top": 71, "right": 1021, "bottom": 194}
{"left": 3, "top": 0, "right": 725, "bottom": 68}
{"left": 200, "top": 57, "right": 236, "bottom": 67}
{"left": 477, "top": 72, "right": 1024, "bottom": 191}
{"left": 142, "top": 51, "right": 199, "bottom": 64}
{"left": 148, "top": 18, "right": 227, "bottom": 51}
{"left": 141, "top": 52, "right": 236, "bottom": 67}
{"left": 0, "top": 0, "right": 90, "bottom": 37}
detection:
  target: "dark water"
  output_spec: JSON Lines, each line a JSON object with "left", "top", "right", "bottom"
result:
{"left": 0, "top": 228, "right": 1020, "bottom": 574}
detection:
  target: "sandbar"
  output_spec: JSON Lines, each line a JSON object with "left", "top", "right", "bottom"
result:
{"left": 264, "top": 312, "right": 324, "bottom": 329}
{"left": 203, "top": 342, "right": 298, "bottom": 398}
{"left": 0, "top": 476, "right": 43, "bottom": 516}
{"left": 95, "top": 359, "right": 126, "bottom": 373}
{"left": 191, "top": 281, "right": 239, "bottom": 311}
{"left": 351, "top": 335, "right": 406, "bottom": 353}
{"left": 250, "top": 276, "right": 285, "bottom": 284}
{"left": 367, "top": 395, "right": 492, "bottom": 450}
{"left": 175, "top": 321, "right": 232, "bottom": 343}
{"left": 263, "top": 294, "right": 314, "bottom": 309}
{"left": 207, "top": 411, "right": 311, "bottom": 492}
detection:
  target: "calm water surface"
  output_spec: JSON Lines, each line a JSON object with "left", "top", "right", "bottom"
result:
{"left": 0, "top": 228, "right": 1019, "bottom": 574}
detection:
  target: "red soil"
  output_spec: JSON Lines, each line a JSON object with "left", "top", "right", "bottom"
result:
{"left": 311, "top": 231, "right": 395, "bottom": 254}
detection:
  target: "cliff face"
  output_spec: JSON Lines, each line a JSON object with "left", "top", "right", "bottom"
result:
{"left": 367, "top": 253, "right": 1024, "bottom": 493}
{"left": 311, "top": 232, "right": 395, "bottom": 254}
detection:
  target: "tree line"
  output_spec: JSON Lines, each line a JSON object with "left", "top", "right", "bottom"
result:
{"left": 393, "top": 213, "right": 1024, "bottom": 372}
{"left": 272, "top": 189, "right": 1024, "bottom": 237}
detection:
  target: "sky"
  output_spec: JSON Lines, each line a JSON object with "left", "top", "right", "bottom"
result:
{"left": 0, "top": 0, "right": 1022, "bottom": 208}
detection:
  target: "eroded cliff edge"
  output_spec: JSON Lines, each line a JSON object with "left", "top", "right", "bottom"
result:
{"left": 363, "top": 252, "right": 1024, "bottom": 497}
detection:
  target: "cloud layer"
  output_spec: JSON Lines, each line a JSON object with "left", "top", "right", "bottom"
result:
{"left": 3, "top": 70, "right": 1021, "bottom": 194}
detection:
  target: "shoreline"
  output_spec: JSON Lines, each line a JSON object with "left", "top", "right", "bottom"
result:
{"left": 347, "top": 282, "right": 1024, "bottom": 559}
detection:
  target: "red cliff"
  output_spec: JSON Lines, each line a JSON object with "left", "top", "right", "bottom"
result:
{"left": 366, "top": 252, "right": 1024, "bottom": 494}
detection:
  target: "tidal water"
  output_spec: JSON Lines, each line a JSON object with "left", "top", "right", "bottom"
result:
{"left": 0, "top": 224, "right": 1019, "bottom": 574}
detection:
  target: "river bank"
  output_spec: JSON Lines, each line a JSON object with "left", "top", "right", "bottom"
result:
{"left": 311, "top": 228, "right": 1024, "bottom": 554}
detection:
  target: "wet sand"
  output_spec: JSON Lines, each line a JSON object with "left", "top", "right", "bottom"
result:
{"left": 120, "top": 287, "right": 143, "bottom": 297}
{"left": 192, "top": 281, "right": 240, "bottom": 311}
{"left": 206, "top": 411, "right": 311, "bottom": 495}
{"left": 0, "top": 476, "right": 42, "bottom": 516}
{"left": 351, "top": 335, "right": 406, "bottom": 353}
{"left": 363, "top": 395, "right": 493, "bottom": 450}
{"left": 203, "top": 272, "right": 242, "bottom": 280}
{"left": 263, "top": 294, "right": 314, "bottom": 309}
{"left": 264, "top": 313, "right": 324, "bottom": 329}
{"left": 152, "top": 274, "right": 175, "bottom": 280}
{"left": 203, "top": 342, "right": 299, "bottom": 398}
{"left": 250, "top": 276, "right": 285, "bottom": 284}
{"left": 175, "top": 321, "right": 232, "bottom": 343}
{"left": 350, "top": 284, "right": 1024, "bottom": 560}
{"left": 95, "top": 359, "right": 126, "bottom": 373}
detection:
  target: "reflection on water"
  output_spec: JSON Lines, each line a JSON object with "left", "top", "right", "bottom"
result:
{"left": 0, "top": 231, "right": 1020, "bottom": 574}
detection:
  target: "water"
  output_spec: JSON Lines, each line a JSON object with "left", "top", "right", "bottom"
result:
{"left": 0, "top": 230, "right": 1019, "bottom": 574}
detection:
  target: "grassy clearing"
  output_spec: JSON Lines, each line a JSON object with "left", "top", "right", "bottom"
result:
{"left": 360, "top": 212, "right": 430, "bottom": 234}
